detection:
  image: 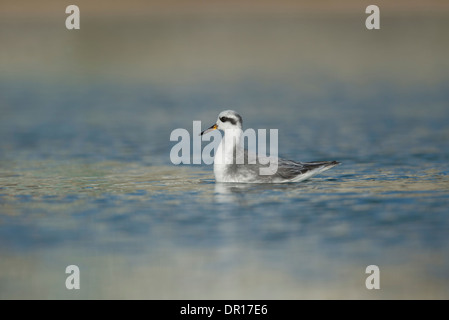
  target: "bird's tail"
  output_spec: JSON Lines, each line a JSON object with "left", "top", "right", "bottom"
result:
{"left": 296, "top": 160, "right": 341, "bottom": 177}
{"left": 301, "top": 160, "right": 340, "bottom": 171}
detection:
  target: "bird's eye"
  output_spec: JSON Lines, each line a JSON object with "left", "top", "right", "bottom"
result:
{"left": 220, "top": 116, "right": 236, "bottom": 125}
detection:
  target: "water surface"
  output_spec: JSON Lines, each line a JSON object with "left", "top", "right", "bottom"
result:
{"left": 1, "top": 11, "right": 449, "bottom": 299}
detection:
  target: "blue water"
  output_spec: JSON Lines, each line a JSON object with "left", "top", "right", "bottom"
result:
{"left": 1, "top": 13, "right": 449, "bottom": 299}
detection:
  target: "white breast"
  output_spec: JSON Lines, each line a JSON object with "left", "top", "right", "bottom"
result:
{"left": 213, "top": 129, "right": 242, "bottom": 182}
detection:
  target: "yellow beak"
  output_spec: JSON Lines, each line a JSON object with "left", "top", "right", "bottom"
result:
{"left": 200, "top": 123, "right": 218, "bottom": 136}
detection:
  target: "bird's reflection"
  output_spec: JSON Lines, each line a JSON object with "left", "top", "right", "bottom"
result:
{"left": 213, "top": 183, "right": 253, "bottom": 204}
{"left": 213, "top": 182, "right": 303, "bottom": 204}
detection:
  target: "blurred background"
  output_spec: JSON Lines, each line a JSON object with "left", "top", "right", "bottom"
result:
{"left": 1, "top": 0, "right": 448, "bottom": 299}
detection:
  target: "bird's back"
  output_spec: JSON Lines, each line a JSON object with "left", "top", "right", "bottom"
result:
{"left": 214, "top": 148, "right": 340, "bottom": 183}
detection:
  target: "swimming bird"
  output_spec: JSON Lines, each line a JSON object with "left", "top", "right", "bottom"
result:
{"left": 200, "top": 110, "right": 340, "bottom": 183}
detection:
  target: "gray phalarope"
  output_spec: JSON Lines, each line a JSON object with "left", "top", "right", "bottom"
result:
{"left": 200, "top": 110, "right": 340, "bottom": 183}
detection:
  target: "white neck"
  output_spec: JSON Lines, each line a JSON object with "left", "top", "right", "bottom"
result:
{"left": 215, "top": 128, "right": 243, "bottom": 166}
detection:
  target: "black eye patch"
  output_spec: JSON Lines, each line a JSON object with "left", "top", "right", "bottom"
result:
{"left": 219, "top": 116, "right": 237, "bottom": 125}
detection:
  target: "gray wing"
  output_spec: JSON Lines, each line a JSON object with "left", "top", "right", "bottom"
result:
{"left": 274, "top": 159, "right": 340, "bottom": 180}
{"left": 230, "top": 148, "right": 339, "bottom": 182}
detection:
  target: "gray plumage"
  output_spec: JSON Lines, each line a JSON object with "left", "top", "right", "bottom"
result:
{"left": 201, "top": 110, "right": 340, "bottom": 183}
